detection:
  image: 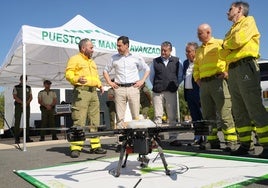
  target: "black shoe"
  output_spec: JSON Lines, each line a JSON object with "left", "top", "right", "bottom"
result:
{"left": 26, "top": 138, "right": 33, "bottom": 142}
{"left": 52, "top": 136, "right": 59, "bottom": 140}
{"left": 90, "top": 148, "right": 107, "bottom": 154}
{"left": 169, "top": 140, "right": 182, "bottom": 147}
{"left": 39, "top": 136, "right": 45, "bottom": 141}
{"left": 15, "top": 138, "right": 20, "bottom": 144}
{"left": 71, "top": 150, "right": 80, "bottom": 158}
{"left": 191, "top": 139, "right": 202, "bottom": 146}
{"left": 230, "top": 145, "right": 250, "bottom": 156}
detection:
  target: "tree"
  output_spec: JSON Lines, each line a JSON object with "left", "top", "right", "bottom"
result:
{"left": 178, "top": 85, "right": 190, "bottom": 121}
{"left": 144, "top": 86, "right": 190, "bottom": 122}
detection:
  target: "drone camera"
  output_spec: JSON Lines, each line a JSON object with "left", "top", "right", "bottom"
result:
{"left": 133, "top": 137, "right": 151, "bottom": 155}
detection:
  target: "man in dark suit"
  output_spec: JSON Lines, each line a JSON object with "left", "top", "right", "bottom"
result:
{"left": 183, "top": 42, "right": 204, "bottom": 145}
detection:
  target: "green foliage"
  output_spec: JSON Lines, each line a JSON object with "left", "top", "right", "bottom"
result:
{"left": 147, "top": 106, "right": 154, "bottom": 120}
{"left": 178, "top": 86, "right": 190, "bottom": 121}
{"left": 141, "top": 86, "right": 190, "bottom": 122}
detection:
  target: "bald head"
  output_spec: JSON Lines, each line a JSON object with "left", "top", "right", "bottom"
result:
{"left": 197, "top": 23, "right": 212, "bottom": 44}
{"left": 198, "top": 24, "right": 211, "bottom": 32}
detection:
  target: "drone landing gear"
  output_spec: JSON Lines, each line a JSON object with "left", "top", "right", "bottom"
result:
{"left": 65, "top": 120, "right": 212, "bottom": 178}
{"left": 137, "top": 154, "right": 150, "bottom": 168}
{"left": 109, "top": 134, "right": 171, "bottom": 177}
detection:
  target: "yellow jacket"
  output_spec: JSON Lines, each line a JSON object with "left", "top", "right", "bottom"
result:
{"left": 193, "top": 37, "right": 227, "bottom": 81}
{"left": 220, "top": 16, "right": 260, "bottom": 65}
{"left": 65, "top": 53, "right": 102, "bottom": 88}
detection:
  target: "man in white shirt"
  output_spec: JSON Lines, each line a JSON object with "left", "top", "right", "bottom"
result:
{"left": 103, "top": 36, "right": 150, "bottom": 128}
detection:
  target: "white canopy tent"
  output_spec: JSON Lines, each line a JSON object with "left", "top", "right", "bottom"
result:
{"left": 0, "top": 14, "right": 166, "bottom": 87}
{"left": 0, "top": 15, "right": 177, "bottom": 150}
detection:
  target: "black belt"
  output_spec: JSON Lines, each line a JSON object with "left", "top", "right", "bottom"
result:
{"left": 201, "top": 74, "right": 221, "bottom": 82}
{"left": 75, "top": 85, "right": 96, "bottom": 92}
{"left": 116, "top": 83, "right": 135, "bottom": 87}
{"left": 229, "top": 56, "right": 255, "bottom": 69}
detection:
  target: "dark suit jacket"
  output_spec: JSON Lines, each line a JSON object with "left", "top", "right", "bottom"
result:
{"left": 182, "top": 59, "right": 200, "bottom": 102}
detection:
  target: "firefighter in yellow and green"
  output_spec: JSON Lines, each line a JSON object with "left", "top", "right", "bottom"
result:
{"left": 221, "top": 2, "right": 268, "bottom": 158}
{"left": 65, "top": 38, "right": 106, "bottom": 158}
{"left": 193, "top": 23, "right": 238, "bottom": 151}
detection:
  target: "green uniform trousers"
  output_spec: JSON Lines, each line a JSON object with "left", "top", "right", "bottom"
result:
{"left": 200, "top": 77, "right": 237, "bottom": 143}
{"left": 228, "top": 58, "right": 268, "bottom": 147}
{"left": 14, "top": 104, "right": 30, "bottom": 139}
{"left": 70, "top": 86, "right": 101, "bottom": 151}
{"left": 40, "top": 106, "right": 56, "bottom": 137}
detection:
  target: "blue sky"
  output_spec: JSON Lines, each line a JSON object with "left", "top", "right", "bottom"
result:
{"left": 0, "top": 0, "right": 267, "bottom": 66}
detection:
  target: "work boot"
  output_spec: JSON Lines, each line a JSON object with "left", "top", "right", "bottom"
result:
{"left": 259, "top": 148, "right": 268, "bottom": 159}
{"left": 70, "top": 150, "right": 80, "bottom": 158}
{"left": 191, "top": 137, "right": 205, "bottom": 146}
{"left": 39, "top": 136, "right": 45, "bottom": 141}
{"left": 15, "top": 137, "right": 20, "bottom": 144}
{"left": 223, "top": 141, "right": 238, "bottom": 152}
{"left": 199, "top": 142, "right": 220, "bottom": 150}
{"left": 89, "top": 147, "right": 107, "bottom": 154}
{"left": 230, "top": 145, "right": 251, "bottom": 156}
{"left": 26, "top": 137, "right": 34, "bottom": 142}
{"left": 52, "top": 135, "right": 59, "bottom": 140}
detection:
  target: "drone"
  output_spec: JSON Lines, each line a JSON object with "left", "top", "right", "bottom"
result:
{"left": 66, "top": 119, "right": 212, "bottom": 177}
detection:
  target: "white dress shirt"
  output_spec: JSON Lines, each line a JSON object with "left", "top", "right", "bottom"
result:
{"left": 185, "top": 61, "right": 194, "bottom": 89}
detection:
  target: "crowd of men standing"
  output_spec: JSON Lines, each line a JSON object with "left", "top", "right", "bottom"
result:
{"left": 102, "top": 1, "right": 268, "bottom": 159}
{"left": 13, "top": 1, "right": 268, "bottom": 159}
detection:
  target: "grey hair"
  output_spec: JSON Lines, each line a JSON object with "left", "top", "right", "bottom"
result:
{"left": 186, "top": 42, "right": 199, "bottom": 50}
{"left": 232, "top": 1, "right": 249, "bottom": 16}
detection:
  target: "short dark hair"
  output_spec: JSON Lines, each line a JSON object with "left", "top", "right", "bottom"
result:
{"left": 161, "top": 41, "right": 173, "bottom": 51}
{"left": 78, "top": 38, "right": 90, "bottom": 51}
{"left": 20, "top": 75, "right": 28, "bottom": 81}
{"left": 117, "top": 36, "right": 129, "bottom": 46}
{"left": 43, "top": 80, "right": 52, "bottom": 85}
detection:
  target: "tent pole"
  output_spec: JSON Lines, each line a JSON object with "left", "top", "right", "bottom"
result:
{"left": 22, "top": 42, "right": 27, "bottom": 152}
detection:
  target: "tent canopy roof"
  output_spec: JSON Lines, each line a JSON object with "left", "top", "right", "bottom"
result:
{"left": 0, "top": 15, "right": 169, "bottom": 88}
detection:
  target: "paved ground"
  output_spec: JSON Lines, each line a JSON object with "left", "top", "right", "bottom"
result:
{"left": 0, "top": 132, "right": 267, "bottom": 188}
